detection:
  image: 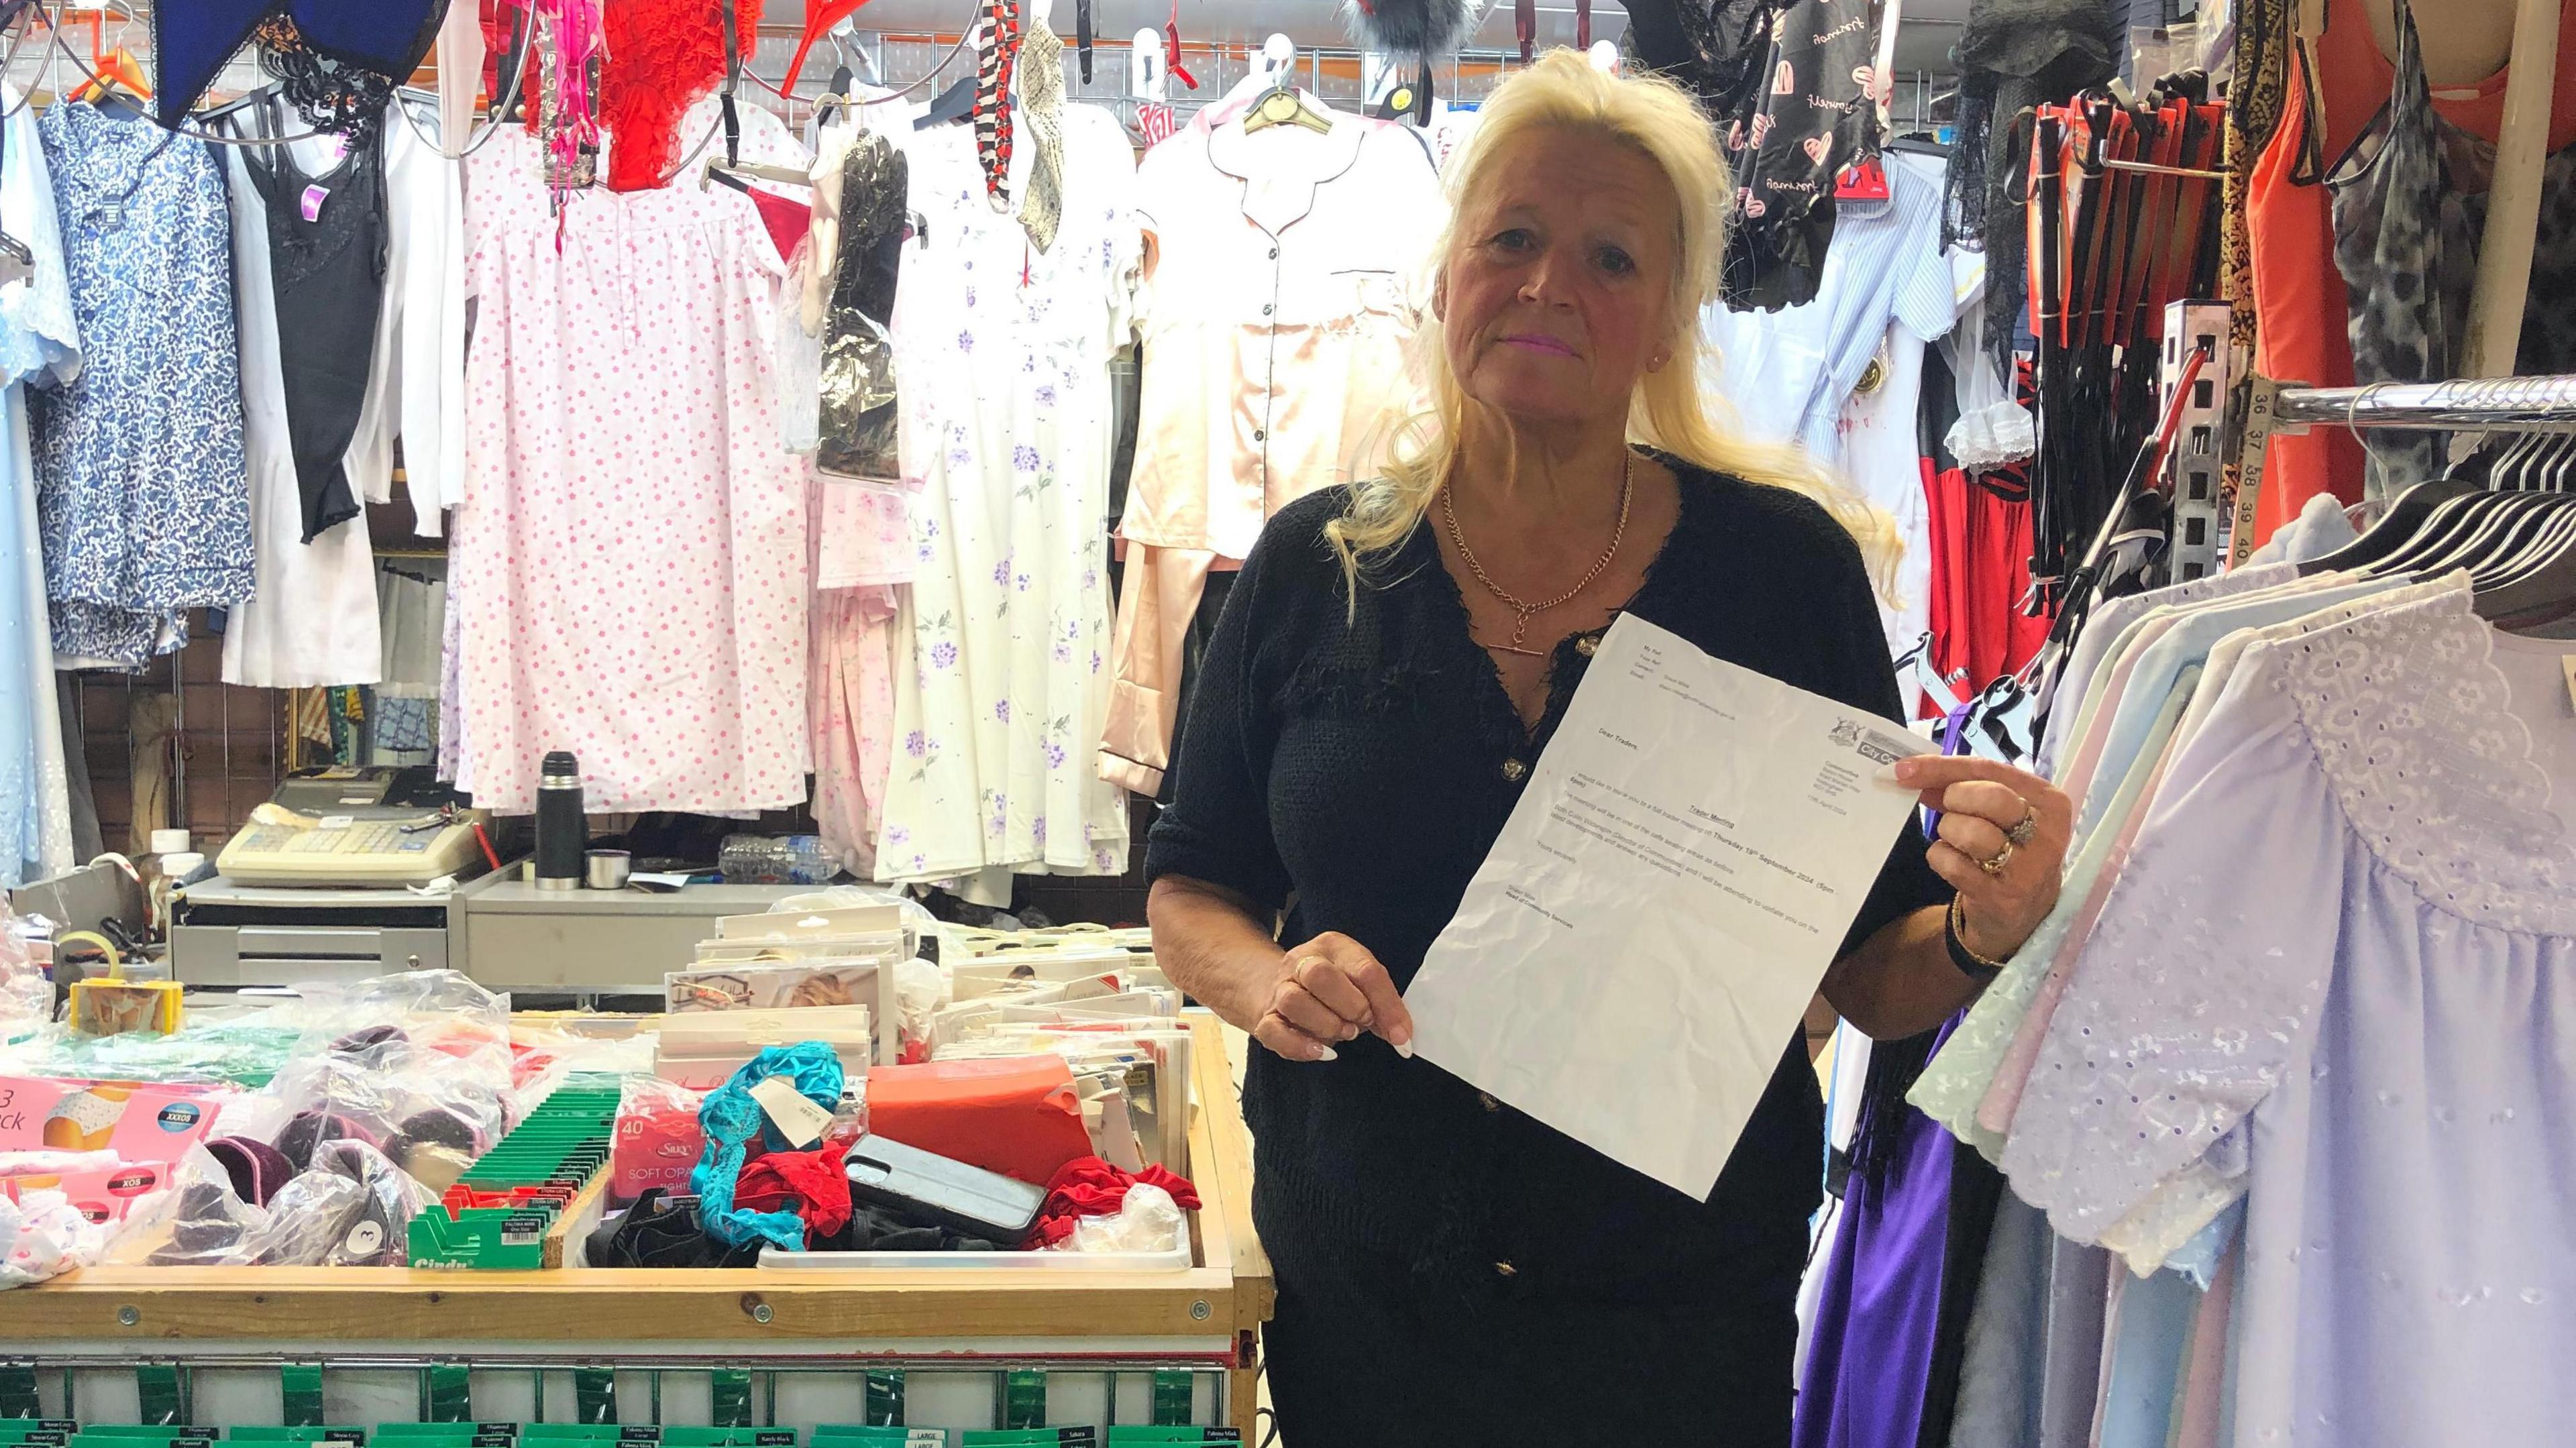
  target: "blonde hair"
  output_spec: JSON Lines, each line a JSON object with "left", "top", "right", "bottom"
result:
{"left": 1324, "top": 48, "right": 1896, "bottom": 599}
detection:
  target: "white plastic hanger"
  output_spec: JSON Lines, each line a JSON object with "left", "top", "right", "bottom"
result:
{"left": 1222, "top": 34, "right": 1298, "bottom": 107}
{"left": 1130, "top": 27, "right": 1167, "bottom": 101}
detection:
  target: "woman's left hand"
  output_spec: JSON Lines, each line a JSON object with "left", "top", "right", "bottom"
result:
{"left": 1891, "top": 755, "right": 2074, "bottom": 962}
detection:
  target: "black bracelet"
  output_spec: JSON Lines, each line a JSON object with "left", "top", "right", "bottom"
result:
{"left": 1945, "top": 895, "right": 2006, "bottom": 983}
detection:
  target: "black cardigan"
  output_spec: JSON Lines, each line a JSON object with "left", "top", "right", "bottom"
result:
{"left": 1146, "top": 455, "right": 1948, "bottom": 1317}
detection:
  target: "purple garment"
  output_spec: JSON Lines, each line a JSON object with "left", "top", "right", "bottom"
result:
{"left": 1793, "top": 1017, "right": 1962, "bottom": 1448}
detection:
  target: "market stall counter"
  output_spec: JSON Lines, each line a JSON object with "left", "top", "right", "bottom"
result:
{"left": 0, "top": 1017, "right": 1273, "bottom": 1440}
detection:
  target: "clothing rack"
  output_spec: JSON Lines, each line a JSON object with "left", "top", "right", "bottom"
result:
{"left": 2229, "top": 373, "right": 2576, "bottom": 565}
{"left": 2269, "top": 374, "right": 2576, "bottom": 432}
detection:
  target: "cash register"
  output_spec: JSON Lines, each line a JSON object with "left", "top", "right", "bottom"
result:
{"left": 214, "top": 766, "right": 492, "bottom": 888}
{"left": 175, "top": 768, "right": 494, "bottom": 987}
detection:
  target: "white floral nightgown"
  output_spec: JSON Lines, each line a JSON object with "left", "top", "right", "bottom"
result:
{"left": 872, "top": 107, "right": 1138, "bottom": 885}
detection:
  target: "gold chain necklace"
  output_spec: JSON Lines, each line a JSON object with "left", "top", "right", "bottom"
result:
{"left": 1441, "top": 451, "right": 1635, "bottom": 658}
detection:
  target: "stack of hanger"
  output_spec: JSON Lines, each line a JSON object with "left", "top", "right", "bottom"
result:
{"left": 2296, "top": 424, "right": 2576, "bottom": 631}
{"left": 2017, "top": 72, "right": 2225, "bottom": 625}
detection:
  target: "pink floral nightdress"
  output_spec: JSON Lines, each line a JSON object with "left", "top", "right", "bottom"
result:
{"left": 454, "top": 125, "right": 811, "bottom": 814}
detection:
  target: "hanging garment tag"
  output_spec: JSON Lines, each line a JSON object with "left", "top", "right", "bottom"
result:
{"left": 427, "top": 1363, "right": 472, "bottom": 1423}
{"left": 1150, "top": 1370, "right": 1191, "bottom": 1426}
{"left": 863, "top": 1369, "right": 905, "bottom": 1427}
{"left": 301, "top": 184, "right": 332, "bottom": 223}
{"left": 0, "top": 1363, "right": 40, "bottom": 1418}
{"left": 282, "top": 1363, "right": 326, "bottom": 1427}
{"left": 136, "top": 1365, "right": 184, "bottom": 1426}
{"left": 572, "top": 1366, "right": 615, "bottom": 1426}
{"left": 999, "top": 1370, "right": 1046, "bottom": 1431}
{"left": 747, "top": 1076, "right": 830, "bottom": 1148}
{"left": 709, "top": 1370, "right": 751, "bottom": 1428}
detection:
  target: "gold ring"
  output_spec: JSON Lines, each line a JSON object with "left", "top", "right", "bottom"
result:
{"left": 1980, "top": 840, "right": 2015, "bottom": 877}
{"left": 2005, "top": 803, "right": 2039, "bottom": 848}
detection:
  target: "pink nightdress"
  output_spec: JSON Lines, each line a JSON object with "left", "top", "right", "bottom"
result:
{"left": 454, "top": 126, "right": 810, "bottom": 814}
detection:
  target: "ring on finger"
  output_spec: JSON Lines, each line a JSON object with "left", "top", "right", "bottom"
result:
{"left": 2004, "top": 802, "right": 2039, "bottom": 848}
{"left": 1980, "top": 840, "right": 2015, "bottom": 877}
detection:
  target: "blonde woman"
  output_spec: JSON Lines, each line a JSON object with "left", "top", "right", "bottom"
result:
{"left": 1146, "top": 52, "right": 2070, "bottom": 1440}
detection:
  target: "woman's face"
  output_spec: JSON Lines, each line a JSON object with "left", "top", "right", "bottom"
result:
{"left": 1438, "top": 125, "right": 1682, "bottom": 433}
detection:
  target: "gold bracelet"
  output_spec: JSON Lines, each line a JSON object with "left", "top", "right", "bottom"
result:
{"left": 1947, "top": 894, "right": 2009, "bottom": 974}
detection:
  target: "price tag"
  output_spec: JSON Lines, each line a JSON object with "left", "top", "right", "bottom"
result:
{"left": 746, "top": 1077, "right": 830, "bottom": 1149}
{"left": 301, "top": 183, "right": 331, "bottom": 223}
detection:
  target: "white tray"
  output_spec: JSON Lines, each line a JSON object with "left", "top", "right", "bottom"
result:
{"left": 757, "top": 1240, "right": 1193, "bottom": 1272}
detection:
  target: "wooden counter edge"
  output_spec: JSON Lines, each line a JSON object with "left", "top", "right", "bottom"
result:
{"left": 1185, "top": 1014, "right": 1273, "bottom": 1329}
{"left": 0, "top": 1015, "right": 1275, "bottom": 1346}
{"left": 0, "top": 1264, "right": 1242, "bottom": 1342}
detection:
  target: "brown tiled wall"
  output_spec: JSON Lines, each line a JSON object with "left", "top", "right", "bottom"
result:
{"left": 68, "top": 631, "right": 286, "bottom": 856}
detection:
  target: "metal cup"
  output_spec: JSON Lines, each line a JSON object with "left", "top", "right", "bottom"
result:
{"left": 585, "top": 849, "right": 633, "bottom": 890}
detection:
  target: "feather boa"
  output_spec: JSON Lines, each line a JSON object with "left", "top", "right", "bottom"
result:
{"left": 1338, "top": 0, "right": 1479, "bottom": 58}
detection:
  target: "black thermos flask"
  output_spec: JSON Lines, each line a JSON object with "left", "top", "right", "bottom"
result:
{"left": 534, "top": 750, "right": 586, "bottom": 891}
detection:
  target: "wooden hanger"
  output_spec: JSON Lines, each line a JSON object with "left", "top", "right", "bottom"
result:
{"left": 1243, "top": 85, "right": 1333, "bottom": 135}
{"left": 72, "top": 46, "right": 150, "bottom": 109}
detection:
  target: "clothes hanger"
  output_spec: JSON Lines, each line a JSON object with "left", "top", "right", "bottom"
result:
{"left": 2460, "top": 494, "right": 2576, "bottom": 587}
{"left": 2473, "top": 500, "right": 2576, "bottom": 623}
{"left": 2363, "top": 490, "right": 2525, "bottom": 577}
{"left": 2473, "top": 500, "right": 2576, "bottom": 592}
{"left": 195, "top": 80, "right": 288, "bottom": 128}
{"left": 72, "top": 46, "right": 148, "bottom": 111}
{"left": 704, "top": 156, "right": 814, "bottom": 188}
{"left": 915, "top": 21, "right": 988, "bottom": 131}
{"left": 1236, "top": 34, "right": 1332, "bottom": 135}
{"left": 2299, "top": 465, "right": 2487, "bottom": 575}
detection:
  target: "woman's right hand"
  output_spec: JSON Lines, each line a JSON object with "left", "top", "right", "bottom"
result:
{"left": 1254, "top": 932, "right": 1415, "bottom": 1064}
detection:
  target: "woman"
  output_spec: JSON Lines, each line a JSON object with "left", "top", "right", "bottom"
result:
{"left": 1146, "top": 52, "right": 2071, "bottom": 1443}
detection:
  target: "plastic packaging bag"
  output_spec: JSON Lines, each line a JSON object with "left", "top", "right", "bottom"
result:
{"left": 0, "top": 1187, "right": 107, "bottom": 1287}
{"left": 240, "top": 1168, "right": 368, "bottom": 1266}
{"left": 612, "top": 1074, "right": 705, "bottom": 1207}
{"left": 272, "top": 970, "right": 514, "bottom": 1076}
{"left": 0, "top": 904, "right": 48, "bottom": 1034}
{"left": 1064, "top": 1182, "right": 1185, "bottom": 1256}
{"left": 266, "top": 1033, "right": 509, "bottom": 1184}
{"left": 307, "top": 1139, "right": 429, "bottom": 1265}
{"left": 124, "top": 1146, "right": 269, "bottom": 1267}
